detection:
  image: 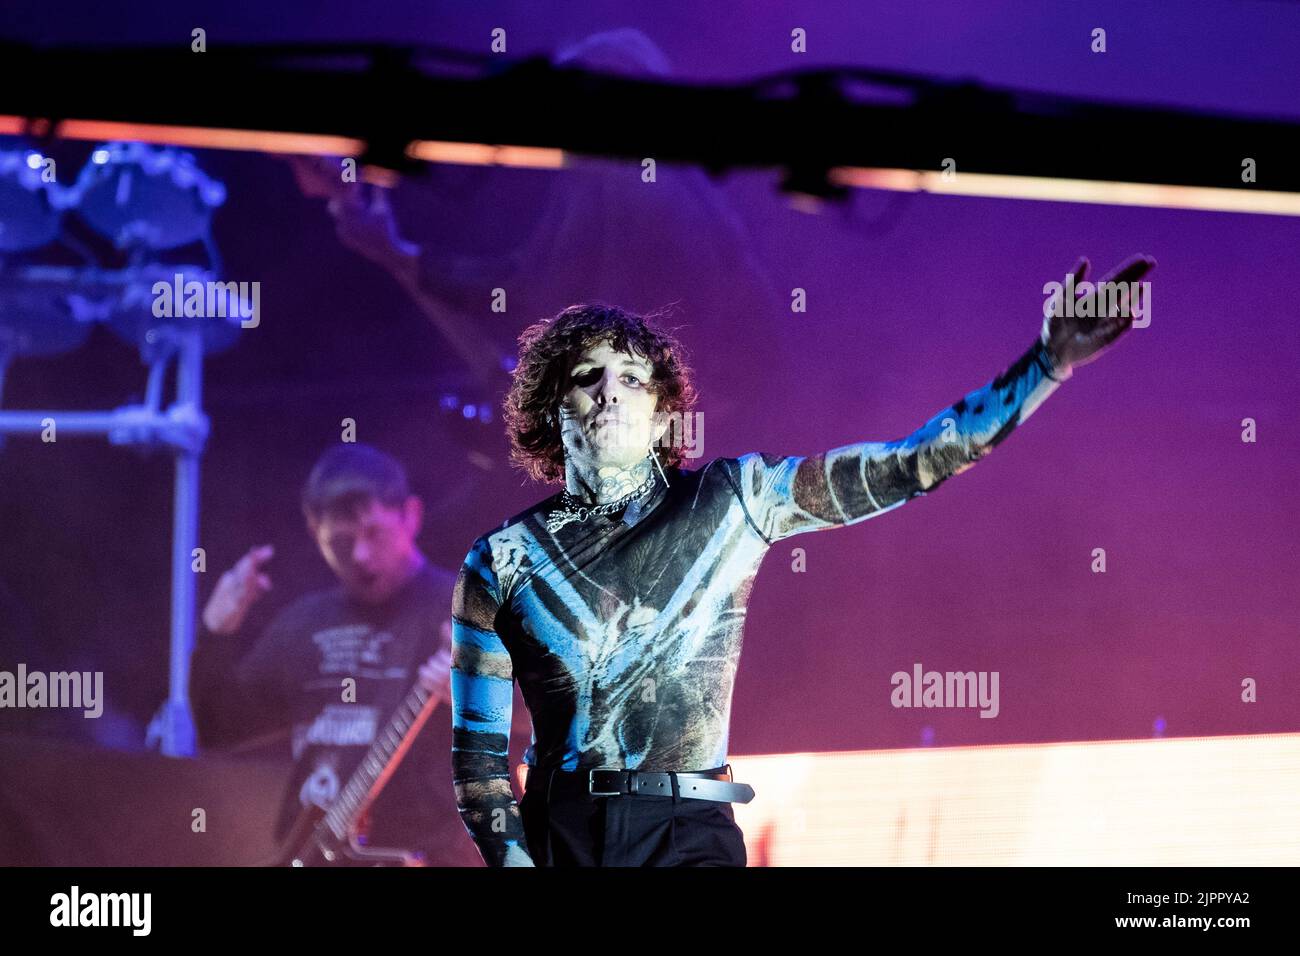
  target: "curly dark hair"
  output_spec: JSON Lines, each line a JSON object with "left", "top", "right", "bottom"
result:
{"left": 504, "top": 302, "right": 698, "bottom": 484}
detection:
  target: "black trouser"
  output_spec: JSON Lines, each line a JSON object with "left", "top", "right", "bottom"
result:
{"left": 520, "top": 765, "right": 748, "bottom": 867}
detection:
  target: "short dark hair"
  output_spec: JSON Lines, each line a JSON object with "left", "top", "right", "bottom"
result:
{"left": 503, "top": 302, "right": 698, "bottom": 483}
{"left": 301, "top": 443, "right": 410, "bottom": 522}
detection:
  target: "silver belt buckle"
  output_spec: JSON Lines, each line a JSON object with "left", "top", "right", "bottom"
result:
{"left": 588, "top": 768, "right": 625, "bottom": 797}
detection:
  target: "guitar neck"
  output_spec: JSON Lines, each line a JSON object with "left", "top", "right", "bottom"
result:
{"left": 322, "top": 679, "right": 442, "bottom": 840}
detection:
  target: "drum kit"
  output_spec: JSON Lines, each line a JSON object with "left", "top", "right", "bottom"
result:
{"left": 0, "top": 141, "right": 233, "bottom": 389}
{"left": 0, "top": 139, "right": 232, "bottom": 757}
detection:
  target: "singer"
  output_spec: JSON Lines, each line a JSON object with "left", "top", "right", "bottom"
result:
{"left": 450, "top": 253, "right": 1154, "bottom": 867}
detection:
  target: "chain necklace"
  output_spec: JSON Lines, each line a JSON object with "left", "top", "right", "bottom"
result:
{"left": 545, "top": 468, "right": 659, "bottom": 534}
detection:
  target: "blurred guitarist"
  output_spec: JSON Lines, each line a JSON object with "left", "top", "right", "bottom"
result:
{"left": 190, "top": 443, "right": 520, "bottom": 866}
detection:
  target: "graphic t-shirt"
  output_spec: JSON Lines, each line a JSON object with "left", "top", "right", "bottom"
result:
{"left": 450, "top": 338, "right": 1067, "bottom": 866}
{"left": 192, "top": 561, "right": 482, "bottom": 866}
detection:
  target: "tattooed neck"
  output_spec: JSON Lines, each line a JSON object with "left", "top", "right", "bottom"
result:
{"left": 565, "top": 456, "right": 655, "bottom": 505}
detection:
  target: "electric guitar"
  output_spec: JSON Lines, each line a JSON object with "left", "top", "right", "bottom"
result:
{"left": 261, "top": 675, "right": 444, "bottom": 867}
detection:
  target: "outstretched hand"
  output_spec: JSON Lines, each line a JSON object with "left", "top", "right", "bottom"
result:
{"left": 201, "top": 544, "right": 274, "bottom": 635}
{"left": 1041, "top": 254, "right": 1156, "bottom": 372}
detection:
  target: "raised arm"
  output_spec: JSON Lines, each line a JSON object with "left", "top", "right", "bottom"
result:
{"left": 450, "top": 538, "right": 535, "bottom": 867}
{"left": 284, "top": 155, "right": 506, "bottom": 388}
{"left": 727, "top": 254, "right": 1154, "bottom": 544}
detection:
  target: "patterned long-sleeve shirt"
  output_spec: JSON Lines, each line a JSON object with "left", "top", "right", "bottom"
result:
{"left": 450, "top": 337, "right": 1067, "bottom": 865}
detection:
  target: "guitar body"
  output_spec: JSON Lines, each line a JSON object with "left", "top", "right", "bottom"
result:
{"left": 256, "top": 676, "right": 446, "bottom": 868}
{"left": 260, "top": 803, "right": 426, "bottom": 867}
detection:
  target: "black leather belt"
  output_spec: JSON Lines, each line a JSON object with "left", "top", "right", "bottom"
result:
{"left": 584, "top": 765, "right": 755, "bottom": 804}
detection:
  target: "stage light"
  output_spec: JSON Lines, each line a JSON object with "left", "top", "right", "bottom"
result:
{"left": 730, "top": 733, "right": 1300, "bottom": 865}
{"left": 43, "top": 119, "right": 366, "bottom": 161}
{"left": 404, "top": 140, "right": 565, "bottom": 170}
{"left": 10, "top": 117, "right": 1295, "bottom": 217}
{"left": 830, "top": 166, "right": 1300, "bottom": 218}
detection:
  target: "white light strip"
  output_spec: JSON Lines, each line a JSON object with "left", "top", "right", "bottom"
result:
{"left": 832, "top": 166, "right": 1300, "bottom": 217}
{"left": 0, "top": 116, "right": 365, "bottom": 157}
{"left": 404, "top": 139, "right": 566, "bottom": 169}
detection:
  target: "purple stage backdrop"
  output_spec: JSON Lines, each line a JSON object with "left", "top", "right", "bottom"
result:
{"left": 1, "top": 1, "right": 1297, "bottom": 771}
